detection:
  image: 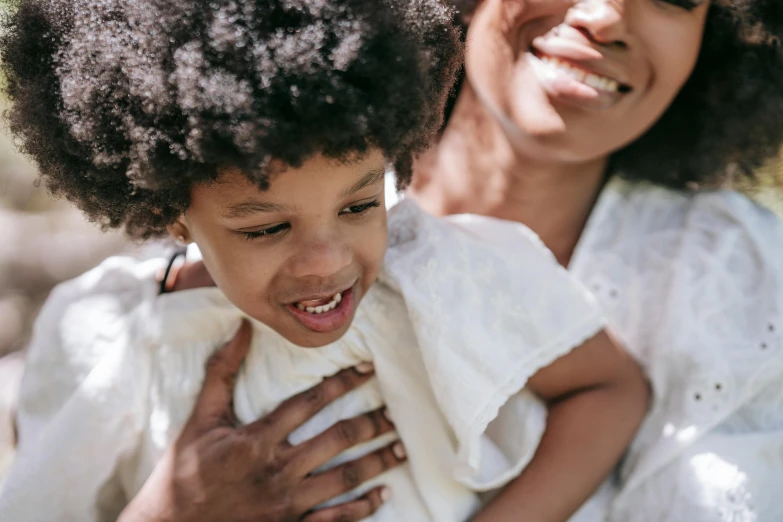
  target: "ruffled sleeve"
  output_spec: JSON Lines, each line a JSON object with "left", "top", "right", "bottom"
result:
{"left": 380, "top": 200, "right": 606, "bottom": 491}
{"left": 0, "top": 257, "right": 161, "bottom": 522}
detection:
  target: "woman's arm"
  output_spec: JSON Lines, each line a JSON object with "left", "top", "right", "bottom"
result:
{"left": 472, "top": 330, "right": 650, "bottom": 522}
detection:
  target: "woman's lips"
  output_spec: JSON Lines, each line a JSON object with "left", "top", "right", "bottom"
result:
{"left": 531, "top": 27, "right": 632, "bottom": 87}
{"left": 286, "top": 286, "right": 355, "bottom": 334}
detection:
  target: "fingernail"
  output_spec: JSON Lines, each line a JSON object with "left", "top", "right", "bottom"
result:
{"left": 383, "top": 407, "right": 393, "bottom": 424}
{"left": 392, "top": 442, "right": 406, "bottom": 460}
{"left": 380, "top": 487, "right": 391, "bottom": 503}
{"left": 355, "top": 362, "right": 374, "bottom": 374}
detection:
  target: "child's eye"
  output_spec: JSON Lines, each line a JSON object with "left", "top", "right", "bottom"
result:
{"left": 238, "top": 222, "right": 290, "bottom": 241}
{"left": 340, "top": 200, "right": 381, "bottom": 216}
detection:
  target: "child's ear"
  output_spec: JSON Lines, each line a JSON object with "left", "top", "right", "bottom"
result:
{"left": 168, "top": 218, "right": 191, "bottom": 245}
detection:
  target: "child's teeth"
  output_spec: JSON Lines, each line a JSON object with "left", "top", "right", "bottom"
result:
{"left": 298, "top": 292, "right": 343, "bottom": 314}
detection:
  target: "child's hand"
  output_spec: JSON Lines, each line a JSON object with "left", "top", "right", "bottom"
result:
{"left": 118, "top": 320, "right": 404, "bottom": 522}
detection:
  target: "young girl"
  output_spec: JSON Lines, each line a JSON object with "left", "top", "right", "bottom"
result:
{"left": 0, "top": 0, "right": 648, "bottom": 520}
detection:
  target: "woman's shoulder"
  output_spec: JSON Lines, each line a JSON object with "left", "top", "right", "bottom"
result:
{"left": 32, "top": 255, "right": 166, "bottom": 355}
{"left": 573, "top": 178, "right": 783, "bottom": 356}
{"left": 18, "top": 255, "right": 167, "bottom": 436}
{"left": 27, "top": 253, "right": 166, "bottom": 354}
{"left": 580, "top": 178, "right": 783, "bottom": 272}
{"left": 48, "top": 254, "right": 165, "bottom": 303}
{"left": 6, "top": 256, "right": 168, "bottom": 515}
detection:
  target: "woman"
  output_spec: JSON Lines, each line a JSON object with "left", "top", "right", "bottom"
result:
{"left": 407, "top": 0, "right": 783, "bottom": 520}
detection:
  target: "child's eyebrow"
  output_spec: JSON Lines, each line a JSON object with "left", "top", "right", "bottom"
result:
{"left": 340, "top": 167, "right": 386, "bottom": 199}
{"left": 222, "top": 201, "right": 292, "bottom": 219}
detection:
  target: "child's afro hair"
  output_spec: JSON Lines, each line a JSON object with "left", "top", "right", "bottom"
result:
{"left": 1, "top": 0, "right": 462, "bottom": 238}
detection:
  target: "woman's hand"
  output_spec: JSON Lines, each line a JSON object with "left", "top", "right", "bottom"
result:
{"left": 119, "top": 320, "right": 404, "bottom": 522}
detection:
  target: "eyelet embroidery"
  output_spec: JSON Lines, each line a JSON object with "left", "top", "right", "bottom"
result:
{"left": 759, "top": 319, "right": 780, "bottom": 354}
{"left": 588, "top": 276, "right": 622, "bottom": 303}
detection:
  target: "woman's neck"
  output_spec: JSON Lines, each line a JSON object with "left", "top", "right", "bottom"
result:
{"left": 410, "top": 84, "right": 608, "bottom": 266}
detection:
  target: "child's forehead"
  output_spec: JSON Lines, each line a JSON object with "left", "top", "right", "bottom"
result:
{"left": 201, "top": 150, "right": 387, "bottom": 206}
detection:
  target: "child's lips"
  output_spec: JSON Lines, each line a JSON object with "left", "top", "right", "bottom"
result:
{"left": 285, "top": 280, "right": 355, "bottom": 306}
{"left": 286, "top": 286, "right": 355, "bottom": 334}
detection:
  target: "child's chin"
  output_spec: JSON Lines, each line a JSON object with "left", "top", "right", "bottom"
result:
{"left": 282, "top": 326, "right": 351, "bottom": 349}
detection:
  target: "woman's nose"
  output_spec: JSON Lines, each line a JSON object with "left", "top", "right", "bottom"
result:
{"left": 565, "top": 0, "right": 629, "bottom": 49}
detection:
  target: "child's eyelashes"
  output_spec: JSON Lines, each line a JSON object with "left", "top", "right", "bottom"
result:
{"left": 235, "top": 199, "right": 381, "bottom": 242}
{"left": 239, "top": 222, "right": 290, "bottom": 241}
{"left": 339, "top": 199, "right": 381, "bottom": 217}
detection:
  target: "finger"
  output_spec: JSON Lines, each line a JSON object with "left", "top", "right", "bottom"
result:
{"left": 190, "top": 319, "right": 252, "bottom": 428}
{"left": 288, "top": 408, "right": 395, "bottom": 477}
{"left": 300, "top": 487, "right": 390, "bottom": 522}
{"left": 244, "top": 365, "right": 376, "bottom": 442}
{"left": 296, "top": 442, "right": 406, "bottom": 511}
{"left": 174, "top": 260, "right": 215, "bottom": 291}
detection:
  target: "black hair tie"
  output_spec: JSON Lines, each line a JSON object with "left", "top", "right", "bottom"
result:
{"left": 159, "top": 248, "right": 187, "bottom": 295}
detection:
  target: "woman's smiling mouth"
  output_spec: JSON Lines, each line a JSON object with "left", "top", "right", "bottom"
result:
{"left": 534, "top": 53, "right": 626, "bottom": 93}
{"left": 528, "top": 50, "right": 632, "bottom": 110}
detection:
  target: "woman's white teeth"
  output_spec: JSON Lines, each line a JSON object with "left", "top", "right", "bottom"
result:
{"left": 540, "top": 56, "right": 620, "bottom": 93}
{"left": 296, "top": 292, "right": 342, "bottom": 314}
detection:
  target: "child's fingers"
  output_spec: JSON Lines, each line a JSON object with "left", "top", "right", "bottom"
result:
{"left": 190, "top": 319, "right": 252, "bottom": 429}
{"left": 300, "top": 487, "right": 390, "bottom": 522}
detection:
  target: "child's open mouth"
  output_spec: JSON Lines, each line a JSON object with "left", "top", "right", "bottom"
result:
{"left": 286, "top": 287, "right": 355, "bottom": 334}
{"left": 295, "top": 292, "right": 343, "bottom": 314}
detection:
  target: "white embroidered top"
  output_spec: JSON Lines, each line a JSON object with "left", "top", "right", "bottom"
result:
{"left": 0, "top": 200, "right": 605, "bottom": 522}
{"left": 386, "top": 177, "right": 783, "bottom": 522}
{"left": 569, "top": 179, "right": 783, "bottom": 522}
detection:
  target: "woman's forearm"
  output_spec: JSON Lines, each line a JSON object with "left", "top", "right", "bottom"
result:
{"left": 472, "top": 374, "right": 649, "bottom": 522}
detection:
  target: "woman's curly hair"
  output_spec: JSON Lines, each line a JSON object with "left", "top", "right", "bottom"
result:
{"left": 0, "top": 0, "right": 462, "bottom": 238}
{"left": 449, "top": 0, "right": 783, "bottom": 190}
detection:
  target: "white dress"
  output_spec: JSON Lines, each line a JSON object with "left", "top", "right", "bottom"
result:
{"left": 567, "top": 179, "right": 783, "bottom": 522}
{"left": 0, "top": 200, "right": 606, "bottom": 522}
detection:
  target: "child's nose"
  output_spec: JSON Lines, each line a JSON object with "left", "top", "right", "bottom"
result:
{"left": 287, "top": 236, "right": 353, "bottom": 279}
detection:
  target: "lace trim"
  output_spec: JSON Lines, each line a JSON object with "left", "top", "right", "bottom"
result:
{"left": 455, "top": 312, "right": 607, "bottom": 491}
